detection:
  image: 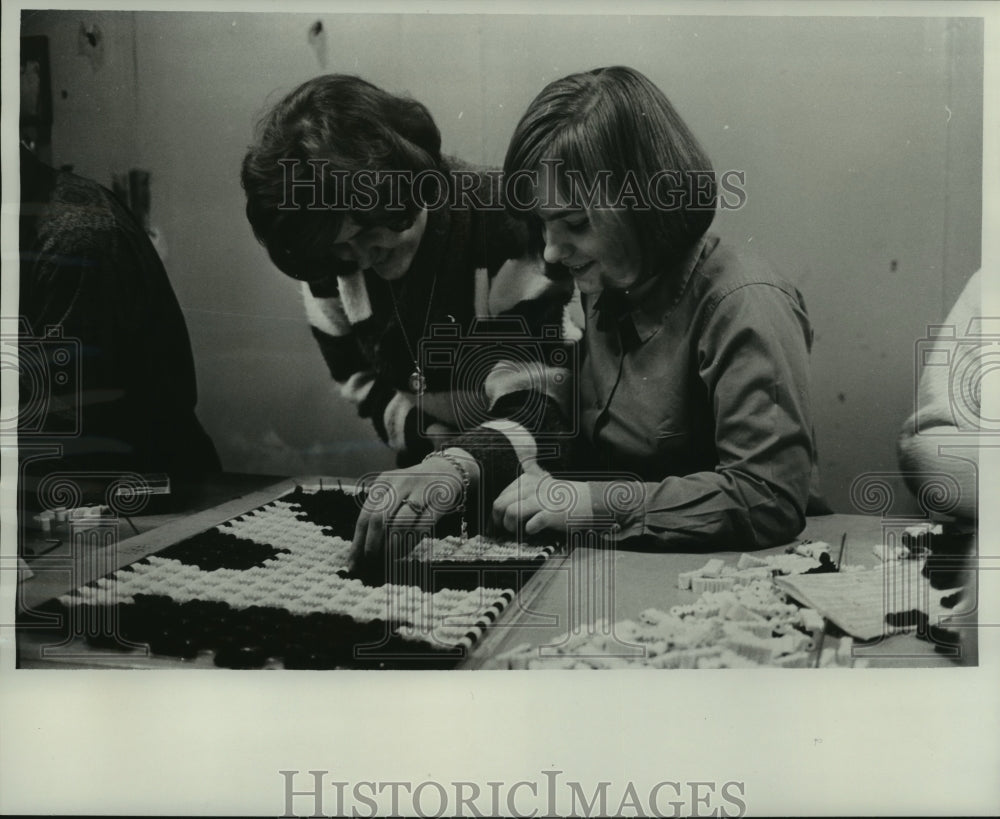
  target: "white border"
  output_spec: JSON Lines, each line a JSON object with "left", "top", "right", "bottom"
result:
{"left": 2, "top": 2, "right": 998, "bottom": 816}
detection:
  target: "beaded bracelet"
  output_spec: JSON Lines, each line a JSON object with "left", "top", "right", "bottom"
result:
{"left": 423, "top": 449, "right": 472, "bottom": 538}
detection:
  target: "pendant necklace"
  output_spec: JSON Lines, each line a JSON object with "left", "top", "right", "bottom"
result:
{"left": 388, "top": 269, "right": 437, "bottom": 395}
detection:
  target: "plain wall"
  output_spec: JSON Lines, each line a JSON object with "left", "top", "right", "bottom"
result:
{"left": 19, "top": 11, "right": 984, "bottom": 513}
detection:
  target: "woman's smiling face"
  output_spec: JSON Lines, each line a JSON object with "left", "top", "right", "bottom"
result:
{"left": 330, "top": 207, "right": 428, "bottom": 280}
{"left": 535, "top": 180, "right": 642, "bottom": 295}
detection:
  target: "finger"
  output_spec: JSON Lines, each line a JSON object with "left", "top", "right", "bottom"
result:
{"left": 349, "top": 509, "right": 371, "bottom": 571}
{"left": 383, "top": 503, "right": 431, "bottom": 564}
{"left": 397, "top": 498, "right": 438, "bottom": 531}
{"left": 502, "top": 503, "right": 522, "bottom": 533}
{"left": 493, "top": 480, "right": 519, "bottom": 509}
{"left": 493, "top": 478, "right": 525, "bottom": 529}
{"left": 520, "top": 457, "right": 548, "bottom": 477}
{"left": 500, "top": 476, "right": 541, "bottom": 532}
{"left": 525, "top": 511, "right": 551, "bottom": 536}
{"left": 493, "top": 493, "right": 514, "bottom": 531}
{"left": 502, "top": 493, "right": 537, "bottom": 534}
{"left": 362, "top": 503, "right": 388, "bottom": 567}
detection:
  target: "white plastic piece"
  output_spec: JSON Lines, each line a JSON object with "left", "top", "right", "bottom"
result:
{"left": 794, "top": 541, "right": 831, "bottom": 559}
{"left": 799, "top": 608, "right": 825, "bottom": 633}
{"left": 737, "top": 553, "right": 769, "bottom": 570}
{"left": 699, "top": 558, "right": 725, "bottom": 578}
{"left": 873, "top": 542, "right": 910, "bottom": 562}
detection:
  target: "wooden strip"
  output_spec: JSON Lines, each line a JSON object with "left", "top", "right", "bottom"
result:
{"left": 460, "top": 551, "right": 570, "bottom": 669}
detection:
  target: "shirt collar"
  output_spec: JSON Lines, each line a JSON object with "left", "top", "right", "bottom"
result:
{"left": 589, "top": 232, "right": 710, "bottom": 343}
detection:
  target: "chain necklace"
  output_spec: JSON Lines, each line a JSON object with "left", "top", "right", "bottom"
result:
{"left": 388, "top": 269, "right": 437, "bottom": 395}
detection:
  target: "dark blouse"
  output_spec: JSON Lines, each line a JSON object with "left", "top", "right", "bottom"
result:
{"left": 581, "top": 233, "right": 820, "bottom": 549}
{"left": 18, "top": 147, "right": 220, "bottom": 488}
{"left": 302, "top": 162, "right": 577, "bottom": 469}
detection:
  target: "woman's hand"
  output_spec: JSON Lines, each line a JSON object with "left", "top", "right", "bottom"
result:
{"left": 424, "top": 422, "right": 455, "bottom": 450}
{"left": 492, "top": 469, "right": 594, "bottom": 536}
{"left": 349, "top": 449, "right": 479, "bottom": 571}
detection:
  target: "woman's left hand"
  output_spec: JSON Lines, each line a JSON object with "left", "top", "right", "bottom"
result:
{"left": 492, "top": 470, "right": 593, "bottom": 536}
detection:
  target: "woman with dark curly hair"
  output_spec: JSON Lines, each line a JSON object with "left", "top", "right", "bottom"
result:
{"left": 493, "top": 66, "right": 824, "bottom": 550}
{"left": 241, "top": 75, "right": 578, "bottom": 566}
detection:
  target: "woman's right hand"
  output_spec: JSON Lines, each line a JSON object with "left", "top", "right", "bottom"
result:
{"left": 349, "top": 449, "right": 480, "bottom": 572}
{"left": 492, "top": 468, "right": 594, "bottom": 536}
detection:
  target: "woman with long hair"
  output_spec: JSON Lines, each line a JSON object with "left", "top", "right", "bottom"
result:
{"left": 493, "top": 66, "right": 822, "bottom": 549}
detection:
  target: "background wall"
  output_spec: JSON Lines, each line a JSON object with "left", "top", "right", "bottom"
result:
{"left": 19, "top": 10, "right": 983, "bottom": 513}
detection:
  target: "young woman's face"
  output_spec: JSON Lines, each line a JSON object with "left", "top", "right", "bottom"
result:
{"left": 536, "top": 187, "right": 642, "bottom": 295}
{"left": 330, "top": 206, "right": 428, "bottom": 280}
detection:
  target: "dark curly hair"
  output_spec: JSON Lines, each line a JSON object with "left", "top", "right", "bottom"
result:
{"left": 241, "top": 74, "right": 443, "bottom": 281}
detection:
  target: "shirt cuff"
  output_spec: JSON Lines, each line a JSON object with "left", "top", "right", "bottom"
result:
{"left": 590, "top": 480, "right": 647, "bottom": 539}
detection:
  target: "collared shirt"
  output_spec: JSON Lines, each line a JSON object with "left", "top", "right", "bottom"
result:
{"left": 580, "top": 233, "right": 818, "bottom": 549}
